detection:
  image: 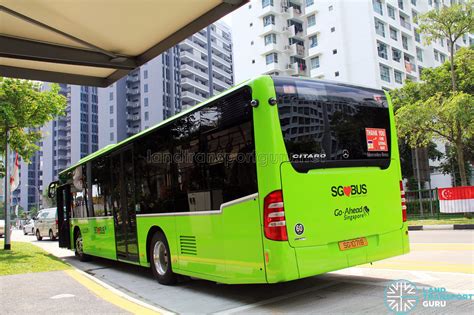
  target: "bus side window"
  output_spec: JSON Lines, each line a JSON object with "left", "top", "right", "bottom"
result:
{"left": 134, "top": 125, "right": 175, "bottom": 214}
{"left": 91, "top": 157, "right": 109, "bottom": 217}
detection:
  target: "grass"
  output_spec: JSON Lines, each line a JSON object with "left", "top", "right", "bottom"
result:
{"left": 0, "top": 240, "right": 70, "bottom": 276}
{"left": 407, "top": 217, "right": 473, "bottom": 226}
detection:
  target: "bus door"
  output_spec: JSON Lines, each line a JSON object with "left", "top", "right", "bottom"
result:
{"left": 110, "top": 146, "right": 139, "bottom": 262}
{"left": 57, "top": 184, "right": 72, "bottom": 249}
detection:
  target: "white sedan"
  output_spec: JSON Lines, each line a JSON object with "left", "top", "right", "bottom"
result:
{"left": 23, "top": 219, "right": 35, "bottom": 235}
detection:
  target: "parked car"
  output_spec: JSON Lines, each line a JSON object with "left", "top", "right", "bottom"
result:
{"left": 0, "top": 219, "right": 4, "bottom": 238}
{"left": 34, "top": 208, "right": 58, "bottom": 241}
{"left": 23, "top": 219, "right": 35, "bottom": 235}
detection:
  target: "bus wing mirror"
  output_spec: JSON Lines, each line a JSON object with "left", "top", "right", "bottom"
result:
{"left": 48, "top": 181, "right": 59, "bottom": 199}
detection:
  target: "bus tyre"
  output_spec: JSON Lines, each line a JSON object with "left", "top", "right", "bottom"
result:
{"left": 74, "top": 230, "right": 90, "bottom": 262}
{"left": 36, "top": 229, "right": 42, "bottom": 241}
{"left": 150, "top": 232, "right": 177, "bottom": 285}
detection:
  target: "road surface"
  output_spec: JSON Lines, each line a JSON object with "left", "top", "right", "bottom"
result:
{"left": 11, "top": 230, "right": 474, "bottom": 314}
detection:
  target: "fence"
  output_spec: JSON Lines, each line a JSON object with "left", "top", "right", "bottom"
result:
{"left": 405, "top": 189, "right": 467, "bottom": 220}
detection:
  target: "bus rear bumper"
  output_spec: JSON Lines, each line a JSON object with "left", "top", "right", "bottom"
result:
{"left": 294, "top": 227, "right": 409, "bottom": 279}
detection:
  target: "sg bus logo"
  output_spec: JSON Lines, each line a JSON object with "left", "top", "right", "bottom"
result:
{"left": 331, "top": 184, "right": 367, "bottom": 197}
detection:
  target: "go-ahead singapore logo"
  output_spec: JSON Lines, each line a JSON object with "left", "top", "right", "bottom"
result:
{"left": 385, "top": 279, "right": 418, "bottom": 314}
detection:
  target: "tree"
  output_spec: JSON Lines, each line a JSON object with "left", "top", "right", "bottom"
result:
{"left": 439, "top": 145, "right": 472, "bottom": 186}
{"left": 0, "top": 78, "right": 67, "bottom": 162}
{"left": 0, "top": 78, "right": 66, "bottom": 249}
{"left": 391, "top": 48, "right": 474, "bottom": 186}
{"left": 418, "top": 0, "right": 474, "bottom": 92}
{"left": 29, "top": 206, "right": 38, "bottom": 219}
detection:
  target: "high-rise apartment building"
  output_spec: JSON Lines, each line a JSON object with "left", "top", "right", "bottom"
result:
{"left": 99, "top": 48, "right": 181, "bottom": 147}
{"left": 234, "top": 0, "right": 472, "bottom": 88}
{"left": 233, "top": 0, "right": 472, "bottom": 188}
{"left": 100, "top": 22, "right": 234, "bottom": 146}
{"left": 41, "top": 84, "right": 99, "bottom": 198}
{"left": 180, "top": 22, "right": 234, "bottom": 109}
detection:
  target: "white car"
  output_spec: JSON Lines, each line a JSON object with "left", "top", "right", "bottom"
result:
{"left": 34, "top": 208, "right": 58, "bottom": 241}
{"left": 23, "top": 219, "right": 35, "bottom": 235}
{"left": 0, "top": 219, "right": 4, "bottom": 238}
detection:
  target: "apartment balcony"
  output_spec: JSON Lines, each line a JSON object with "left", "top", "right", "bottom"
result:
{"left": 258, "top": 4, "right": 279, "bottom": 17}
{"left": 289, "top": 43, "right": 305, "bottom": 57}
{"left": 303, "top": 2, "right": 318, "bottom": 16}
{"left": 260, "top": 23, "right": 281, "bottom": 36}
{"left": 181, "top": 64, "right": 209, "bottom": 81}
{"left": 56, "top": 125, "right": 68, "bottom": 132}
{"left": 212, "top": 76, "right": 231, "bottom": 90}
{"left": 212, "top": 52, "right": 232, "bottom": 69}
{"left": 287, "top": 6, "right": 303, "bottom": 21}
{"left": 306, "top": 24, "right": 320, "bottom": 37}
{"left": 127, "top": 101, "right": 140, "bottom": 109}
{"left": 126, "top": 87, "right": 140, "bottom": 96}
{"left": 261, "top": 42, "right": 284, "bottom": 55}
{"left": 181, "top": 78, "right": 210, "bottom": 94}
{"left": 190, "top": 41, "right": 208, "bottom": 55}
{"left": 181, "top": 91, "right": 206, "bottom": 103}
{"left": 400, "top": 19, "right": 412, "bottom": 30}
{"left": 286, "top": 62, "right": 307, "bottom": 76}
{"left": 194, "top": 30, "right": 208, "bottom": 44}
{"left": 180, "top": 50, "right": 208, "bottom": 68}
{"left": 289, "top": 24, "right": 304, "bottom": 39}
{"left": 127, "top": 75, "right": 140, "bottom": 83}
{"left": 263, "top": 62, "right": 285, "bottom": 74}
{"left": 127, "top": 127, "right": 140, "bottom": 135}
{"left": 127, "top": 114, "right": 140, "bottom": 121}
{"left": 307, "top": 44, "right": 322, "bottom": 57}
{"left": 212, "top": 42, "right": 231, "bottom": 57}
{"left": 281, "top": 25, "right": 291, "bottom": 35}
{"left": 212, "top": 64, "right": 232, "bottom": 78}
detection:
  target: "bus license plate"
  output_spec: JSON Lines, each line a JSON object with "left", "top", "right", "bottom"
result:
{"left": 338, "top": 237, "right": 368, "bottom": 251}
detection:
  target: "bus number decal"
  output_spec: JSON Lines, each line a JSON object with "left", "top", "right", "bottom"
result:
{"left": 294, "top": 223, "right": 304, "bottom": 235}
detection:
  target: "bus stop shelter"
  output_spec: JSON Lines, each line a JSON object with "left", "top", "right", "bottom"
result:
{"left": 0, "top": 0, "right": 246, "bottom": 87}
{"left": 0, "top": 0, "right": 247, "bottom": 250}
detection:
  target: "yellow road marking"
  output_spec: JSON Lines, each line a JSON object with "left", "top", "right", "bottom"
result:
{"left": 65, "top": 269, "right": 161, "bottom": 315}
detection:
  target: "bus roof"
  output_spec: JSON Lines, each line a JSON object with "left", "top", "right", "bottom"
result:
{"left": 58, "top": 75, "right": 389, "bottom": 177}
{"left": 59, "top": 75, "right": 259, "bottom": 176}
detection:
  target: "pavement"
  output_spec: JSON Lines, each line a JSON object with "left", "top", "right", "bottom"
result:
{"left": 0, "top": 270, "right": 129, "bottom": 314}
{"left": 2, "top": 229, "right": 474, "bottom": 314}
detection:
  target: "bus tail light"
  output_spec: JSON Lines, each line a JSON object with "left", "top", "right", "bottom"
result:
{"left": 264, "top": 190, "right": 288, "bottom": 241}
{"left": 56, "top": 219, "right": 59, "bottom": 229}
{"left": 400, "top": 181, "right": 407, "bottom": 222}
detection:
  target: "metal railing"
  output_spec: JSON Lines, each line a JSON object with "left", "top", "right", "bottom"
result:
{"left": 405, "top": 189, "right": 467, "bottom": 220}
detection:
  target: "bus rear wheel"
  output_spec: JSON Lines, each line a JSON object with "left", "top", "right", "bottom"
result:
{"left": 149, "top": 232, "right": 177, "bottom": 285}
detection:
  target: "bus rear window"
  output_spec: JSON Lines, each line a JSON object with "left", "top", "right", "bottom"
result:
{"left": 274, "top": 77, "right": 391, "bottom": 172}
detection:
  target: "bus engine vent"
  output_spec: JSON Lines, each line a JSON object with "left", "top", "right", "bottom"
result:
{"left": 180, "top": 236, "right": 197, "bottom": 255}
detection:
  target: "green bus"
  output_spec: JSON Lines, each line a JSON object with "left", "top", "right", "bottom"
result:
{"left": 51, "top": 75, "right": 409, "bottom": 285}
